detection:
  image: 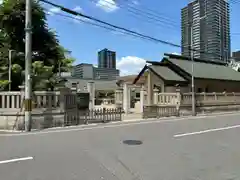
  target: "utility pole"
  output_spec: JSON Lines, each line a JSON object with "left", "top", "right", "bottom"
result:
{"left": 189, "top": 15, "right": 206, "bottom": 116}
{"left": 8, "top": 50, "right": 13, "bottom": 91}
{"left": 190, "top": 26, "right": 196, "bottom": 116}
{"left": 24, "top": 0, "right": 32, "bottom": 132}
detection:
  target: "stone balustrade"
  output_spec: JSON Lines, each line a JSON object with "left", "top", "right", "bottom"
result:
{"left": 182, "top": 92, "right": 240, "bottom": 106}
{"left": 33, "top": 91, "right": 61, "bottom": 109}
{"left": 152, "top": 90, "right": 240, "bottom": 107}
{"left": 142, "top": 90, "right": 240, "bottom": 119}
{"left": 154, "top": 92, "right": 179, "bottom": 105}
{"left": 0, "top": 92, "right": 22, "bottom": 109}
{"left": 0, "top": 91, "right": 63, "bottom": 110}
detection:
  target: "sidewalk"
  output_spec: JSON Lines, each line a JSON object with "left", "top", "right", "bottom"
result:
{"left": 122, "top": 113, "right": 143, "bottom": 121}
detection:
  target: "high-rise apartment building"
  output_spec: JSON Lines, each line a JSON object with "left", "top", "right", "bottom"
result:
{"left": 98, "top": 48, "right": 116, "bottom": 68}
{"left": 181, "top": 0, "right": 230, "bottom": 62}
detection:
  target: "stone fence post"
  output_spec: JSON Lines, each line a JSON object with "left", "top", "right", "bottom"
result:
{"left": 140, "top": 86, "right": 146, "bottom": 113}
{"left": 123, "top": 83, "right": 130, "bottom": 114}
{"left": 153, "top": 88, "right": 159, "bottom": 105}
{"left": 176, "top": 88, "right": 182, "bottom": 116}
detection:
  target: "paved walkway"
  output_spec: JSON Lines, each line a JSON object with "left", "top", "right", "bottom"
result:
{"left": 122, "top": 113, "right": 142, "bottom": 121}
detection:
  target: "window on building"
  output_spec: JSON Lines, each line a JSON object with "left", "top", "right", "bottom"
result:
{"left": 197, "top": 88, "right": 202, "bottom": 93}
{"left": 205, "top": 87, "right": 209, "bottom": 92}
{"left": 72, "top": 83, "right": 77, "bottom": 88}
{"left": 136, "top": 93, "right": 140, "bottom": 98}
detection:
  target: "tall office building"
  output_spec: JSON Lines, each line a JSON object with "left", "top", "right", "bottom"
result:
{"left": 181, "top": 0, "right": 230, "bottom": 62}
{"left": 98, "top": 48, "right": 116, "bottom": 68}
{"left": 72, "top": 63, "right": 94, "bottom": 79}
{"left": 71, "top": 63, "right": 119, "bottom": 80}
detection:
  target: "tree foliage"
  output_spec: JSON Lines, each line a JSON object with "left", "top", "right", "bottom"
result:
{"left": 0, "top": 0, "right": 75, "bottom": 90}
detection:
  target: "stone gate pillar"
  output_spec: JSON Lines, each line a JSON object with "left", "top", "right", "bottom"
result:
{"left": 115, "top": 88, "right": 123, "bottom": 108}
{"left": 123, "top": 83, "right": 130, "bottom": 113}
{"left": 147, "top": 72, "right": 153, "bottom": 105}
{"left": 140, "top": 86, "right": 146, "bottom": 113}
{"left": 87, "top": 82, "right": 95, "bottom": 110}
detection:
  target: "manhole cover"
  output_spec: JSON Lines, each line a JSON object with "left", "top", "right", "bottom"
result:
{"left": 122, "top": 140, "right": 143, "bottom": 145}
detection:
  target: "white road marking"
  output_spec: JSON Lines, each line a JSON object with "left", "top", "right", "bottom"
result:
{"left": 1, "top": 112, "right": 240, "bottom": 137}
{"left": 174, "top": 124, "right": 240, "bottom": 138}
{"left": 0, "top": 157, "right": 33, "bottom": 164}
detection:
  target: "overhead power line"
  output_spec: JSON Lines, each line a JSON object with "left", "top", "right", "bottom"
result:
{"left": 90, "top": 0, "right": 180, "bottom": 32}
{"left": 43, "top": 8, "right": 159, "bottom": 43}
{"left": 44, "top": 8, "right": 214, "bottom": 47}
{"left": 93, "top": 0, "right": 239, "bottom": 35}
{"left": 40, "top": 0, "right": 229, "bottom": 60}
{"left": 40, "top": 0, "right": 180, "bottom": 47}
{"left": 122, "top": 0, "right": 179, "bottom": 24}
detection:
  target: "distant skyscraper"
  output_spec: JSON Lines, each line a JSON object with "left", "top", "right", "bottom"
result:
{"left": 181, "top": 0, "right": 230, "bottom": 62}
{"left": 98, "top": 48, "right": 116, "bottom": 69}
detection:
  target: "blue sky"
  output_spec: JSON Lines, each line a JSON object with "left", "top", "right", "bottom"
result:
{"left": 44, "top": 0, "right": 240, "bottom": 75}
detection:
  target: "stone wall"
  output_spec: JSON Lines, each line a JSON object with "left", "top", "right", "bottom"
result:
{"left": 143, "top": 91, "right": 240, "bottom": 118}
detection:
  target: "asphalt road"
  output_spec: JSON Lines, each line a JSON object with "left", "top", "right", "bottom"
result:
{"left": 1, "top": 113, "right": 240, "bottom": 180}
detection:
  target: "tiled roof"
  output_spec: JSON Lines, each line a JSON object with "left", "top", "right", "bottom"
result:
{"left": 149, "top": 65, "right": 186, "bottom": 82}
{"left": 117, "top": 75, "right": 146, "bottom": 84}
{"left": 168, "top": 58, "right": 240, "bottom": 81}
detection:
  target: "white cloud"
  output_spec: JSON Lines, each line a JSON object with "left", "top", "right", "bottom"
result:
{"left": 132, "top": 0, "right": 139, "bottom": 5}
{"left": 116, "top": 56, "right": 146, "bottom": 76}
{"left": 0, "top": 0, "right": 3, "bottom": 4}
{"left": 73, "top": 6, "right": 82, "bottom": 12}
{"left": 48, "top": 7, "right": 61, "bottom": 15}
{"left": 171, "top": 52, "right": 181, "bottom": 55}
{"left": 70, "top": 6, "right": 92, "bottom": 24}
{"left": 96, "top": 0, "right": 118, "bottom": 12}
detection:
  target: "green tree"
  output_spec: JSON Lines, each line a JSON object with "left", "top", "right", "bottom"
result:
{"left": 0, "top": 29, "right": 11, "bottom": 90}
{"left": 58, "top": 46, "right": 75, "bottom": 73}
{"left": 0, "top": 0, "right": 74, "bottom": 90}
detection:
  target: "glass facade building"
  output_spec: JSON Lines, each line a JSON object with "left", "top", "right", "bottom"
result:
{"left": 98, "top": 48, "right": 116, "bottom": 69}
{"left": 181, "top": 0, "right": 230, "bottom": 62}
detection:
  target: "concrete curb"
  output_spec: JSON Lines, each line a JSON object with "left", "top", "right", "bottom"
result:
{"left": 1, "top": 111, "right": 240, "bottom": 134}
{"left": 122, "top": 111, "right": 240, "bottom": 122}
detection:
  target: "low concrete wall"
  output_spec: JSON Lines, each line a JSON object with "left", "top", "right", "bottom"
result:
{"left": 0, "top": 108, "right": 83, "bottom": 130}
{"left": 0, "top": 109, "right": 23, "bottom": 130}
{"left": 180, "top": 104, "right": 240, "bottom": 116}
{"left": 143, "top": 104, "right": 240, "bottom": 119}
